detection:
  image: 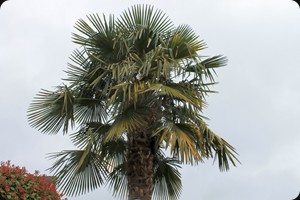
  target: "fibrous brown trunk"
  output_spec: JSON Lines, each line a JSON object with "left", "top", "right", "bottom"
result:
{"left": 127, "top": 131, "right": 154, "bottom": 200}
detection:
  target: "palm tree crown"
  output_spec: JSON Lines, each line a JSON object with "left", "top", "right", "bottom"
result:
{"left": 28, "top": 4, "right": 239, "bottom": 200}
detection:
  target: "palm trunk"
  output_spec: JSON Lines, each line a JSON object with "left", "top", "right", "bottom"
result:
{"left": 127, "top": 131, "right": 154, "bottom": 200}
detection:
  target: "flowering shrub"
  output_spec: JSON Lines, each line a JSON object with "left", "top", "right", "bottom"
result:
{"left": 0, "top": 160, "right": 67, "bottom": 200}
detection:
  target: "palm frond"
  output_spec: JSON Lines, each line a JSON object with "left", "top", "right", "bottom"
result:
{"left": 64, "top": 49, "right": 90, "bottom": 85}
{"left": 105, "top": 106, "right": 148, "bottom": 141}
{"left": 153, "top": 152, "right": 182, "bottom": 200}
{"left": 196, "top": 120, "right": 240, "bottom": 171}
{"left": 154, "top": 120, "right": 203, "bottom": 164}
{"left": 186, "top": 55, "right": 227, "bottom": 83}
{"left": 117, "top": 4, "right": 173, "bottom": 52}
{"left": 74, "top": 98, "right": 108, "bottom": 124}
{"left": 142, "top": 83, "right": 203, "bottom": 109}
{"left": 70, "top": 122, "right": 127, "bottom": 167}
{"left": 48, "top": 150, "right": 108, "bottom": 196}
{"left": 72, "top": 13, "right": 126, "bottom": 63}
{"left": 168, "top": 24, "right": 206, "bottom": 59}
{"left": 70, "top": 123, "right": 108, "bottom": 149}
{"left": 27, "top": 86, "right": 75, "bottom": 134}
{"left": 98, "top": 136, "right": 127, "bottom": 171}
{"left": 106, "top": 163, "right": 128, "bottom": 199}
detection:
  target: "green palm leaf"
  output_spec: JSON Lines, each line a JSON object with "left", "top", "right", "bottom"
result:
{"left": 186, "top": 55, "right": 228, "bottom": 83}
{"left": 143, "top": 83, "right": 203, "bottom": 109}
{"left": 154, "top": 120, "right": 203, "bottom": 164}
{"left": 153, "top": 152, "right": 182, "bottom": 200}
{"left": 117, "top": 4, "right": 173, "bottom": 54}
{"left": 47, "top": 150, "right": 108, "bottom": 196}
{"left": 28, "top": 86, "right": 75, "bottom": 134}
{"left": 168, "top": 24, "right": 206, "bottom": 59}
{"left": 105, "top": 106, "right": 149, "bottom": 141}
{"left": 106, "top": 163, "right": 128, "bottom": 199}
{"left": 195, "top": 119, "right": 240, "bottom": 171}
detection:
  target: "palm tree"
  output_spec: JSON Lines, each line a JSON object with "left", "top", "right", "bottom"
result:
{"left": 28, "top": 4, "right": 239, "bottom": 200}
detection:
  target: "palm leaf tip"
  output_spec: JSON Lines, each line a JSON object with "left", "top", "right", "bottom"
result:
{"left": 213, "top": 140, "right": 240, "bottom": 171}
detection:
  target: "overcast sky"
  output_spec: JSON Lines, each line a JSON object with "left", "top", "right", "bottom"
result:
{"left": 1, "top": 0, "right": 300, "bottom": 199}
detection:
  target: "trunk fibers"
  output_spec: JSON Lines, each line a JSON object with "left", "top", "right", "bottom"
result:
{"left": 127, "top": 131, "right": 154, "bottom": 200}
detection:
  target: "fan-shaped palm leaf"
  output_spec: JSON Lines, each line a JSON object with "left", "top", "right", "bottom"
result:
{"left": 153, "top": 152, "right": 182, "bottom": 200}
{"left": 28, "top": 86, "right": 75, "bottom": 134}
{"left": 47, "top": 150, "right": 108, "bottom": 196}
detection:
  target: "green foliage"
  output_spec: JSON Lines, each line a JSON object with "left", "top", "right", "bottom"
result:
{"left": 28, "top": 4, "right": 239, "bottom": 200}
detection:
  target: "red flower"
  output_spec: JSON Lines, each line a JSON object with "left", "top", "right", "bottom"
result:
{"left": 17, "top": 186, "right": 25, "bottom": 193}
{"left": 4, "top": 186, "right": 10, "bottom": 192}
{"left": 0, "top": 160, "right": 67, "bottom": 200}
{"left": 0, "top": 177, "right": 5, "bottom": 184}
{"left": 20, "top": 193, "right": 26, "bottom": 199}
